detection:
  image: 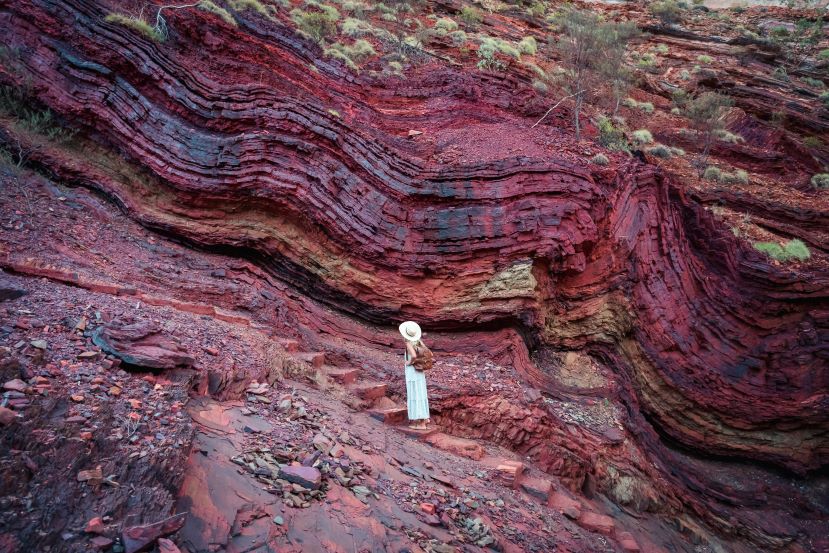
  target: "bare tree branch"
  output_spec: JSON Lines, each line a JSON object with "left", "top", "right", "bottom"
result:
{"left": 531, "top": 90, "right": 585, "bottom": 129}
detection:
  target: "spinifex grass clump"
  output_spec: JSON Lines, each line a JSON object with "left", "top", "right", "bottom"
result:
{"left": 753, "top": 239, "right": 810, "bottom": 262}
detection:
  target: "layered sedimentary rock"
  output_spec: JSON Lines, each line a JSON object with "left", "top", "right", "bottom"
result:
{"left": 1, "top": 0, "right": 828, "bottom": 549}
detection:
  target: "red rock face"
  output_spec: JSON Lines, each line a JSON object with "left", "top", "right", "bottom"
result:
{"left": 1, "top": 0, "right": 828, "bottom": 551}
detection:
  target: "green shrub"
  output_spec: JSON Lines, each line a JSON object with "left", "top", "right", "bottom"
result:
{"left": 753, "top": 240, "right": 810, "bottom": 262}
{"left": 460, "top": 6, "right": 482, "bottom": 26}
{"left": 714, "top": 129, "right": 744, "bottom": 144}
{"left": 292, "top": 5, "right": 340, "bottom": 43}
{"left": 650, "top": 1, "right": 683, "bottom": 25}
{"left": 450, "top": 30, "right": 468, "bottom": 46}
{"left": 477, "top": 40, "right": 504, "bottom": 71}
{"left": 803, "top": 136, "right": 823, "bottom": 149}
{"left": 703, "top": 166, "right": 722, "bottom": 181}
{"left": 198, "top": 1, "right": 237, "bottom": 26}
{"left": 637, "top": 52, "right": 658, "bottom": 69}
{"left": 721, "top": 169, "right": 749, "bottom": 184}
{"left": 697, "top": 54, "right": 713, "bottom": 64}
{"left": 324, "top": 38, "right": 375, "bottom": 69}
{"left": 342, "top": 17, "right": 367, "bottom": 37}
{"left": 811, "top": 173, "right": 829, "bottom": 189}
{"left": 0, "top": 86, "right": 76, "bottom": 145}
{"left": 670, "top": 146, "right": 686, "bottom": 156}
{"left": 648, "top": 144, "right": 672, "bottom": 158}
{"left": 597, "top": 116, "right": 628, "bottom": 152}
{"left": 772, "top": 66, "right": 789, "bottom": 81}
{"left": 622, "top": 98, "right": 655, "bottom": 113}
{"left": 784, "top": 239, "right": 810, "bottom": 261}
{"left": 703, "top": 165, "right": 749, "bottom": 184}
{"left": 532, "top": 79, "right": 548, "bottom": 93}
{"left": 821, "top": 91, "right": 829, "bottom": 108}
{"left": 802, "top": 77, "right": 825, "bottom": 89}
{"left": 632, "top": 129, "right": 654, "bottom": 145}
{"left": 818, "top": 49, "right": 829, "bottom": 60}
{"left": 518, "top": 36, "right": 538, "bottom": 55}
{"left": 327, "top": 108, "right": 340, "bottom": 118}
{"left": 527, "top": 1, "right": 546, "bottom": 19}
{"left": 653, "top": 44, "right": 669, "bottom": 54}
{"left": 679, "top": 69, "right": 691, "bottom": 80}
{"left": 591, "top": 153, "right": 610, "bottom": 166}
{"left": 524, "top": 62, "right": 546, "bottom": 78}
{"left": 478, "top": 37, "right": 520, "bottom": 62}
{"left": 434, "top": 17, "right": 458, "bottom": 33}
{"left": 104, "top": 13, "right": 164, "bottom": 42}
{"left": 229, "top": 0, "right": 270, "bottom": 16}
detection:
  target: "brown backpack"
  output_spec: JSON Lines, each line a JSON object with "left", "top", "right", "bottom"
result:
{"left": 411, "top": 342, "right": 434, "bottom": 371}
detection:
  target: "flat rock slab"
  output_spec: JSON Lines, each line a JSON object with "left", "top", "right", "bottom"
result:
{"left": 123, "top": 513, "right": 186, "bottom": 553}
{"left": 278, "top": 465, "right": 322, "bottom": 490}
{"left": 92, "top": 316, "right": 194, "bottom": 370}
{"left": 424, "top": 432, "right": 485, "bottom": 460}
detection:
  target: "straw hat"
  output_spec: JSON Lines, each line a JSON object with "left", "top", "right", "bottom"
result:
{"left": 398, "top": 321, "right": 422, "bottom": 342}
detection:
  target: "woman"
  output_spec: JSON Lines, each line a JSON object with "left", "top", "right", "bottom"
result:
{"left": 399, "top": 320, "right": 430, "bottom": 430}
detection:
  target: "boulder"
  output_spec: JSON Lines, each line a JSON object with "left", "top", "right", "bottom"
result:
{"left": 92, "top": 317, "right": 194, "bottom": 370}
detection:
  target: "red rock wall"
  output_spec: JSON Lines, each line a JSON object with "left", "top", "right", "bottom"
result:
{"left": 2, "top": 0, "right": 827, "bottom": 484}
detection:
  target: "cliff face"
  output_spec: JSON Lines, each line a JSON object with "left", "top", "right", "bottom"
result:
{"left": 1, "top": 0, "right": 828, "bottom": 551}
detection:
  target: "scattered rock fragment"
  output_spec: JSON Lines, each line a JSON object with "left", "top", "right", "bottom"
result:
{"left": 89, "top": 535, "right": 113, "bottom": 549}
{"left": 158, "top": 538, "right": 182, "bottom": 553}
{"left": 77, "top": 466, "right": 103, "bottom": 484}
{"left": 578, "top": 511, "right": 615, "bottom": 536}
{"left": 3, "top": 379, "right": 27, "bottom": 393}
{"left": 84, "top": 517, "right": 106, "bottom": 534}
{"left": 618, "top": 531, "right": 641, "bottom": 552}
{"left": 278, "top": 466, "right": 322, "bottom": 490}
{"left": 121, "top": 513, "right": 186, "bottom": 553}
{"left": 420, "top": 502, "right": 436, "bottom": 515}
{"left": 0, "top": 406, "right": 18, "bottom": 425}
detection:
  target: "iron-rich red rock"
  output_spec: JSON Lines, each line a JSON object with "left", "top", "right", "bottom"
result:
{"left": 122, "top": 513, "right": 187, "bottom": 553}
{"left": 158, "top": 538, "right": 182, "bottom": 553}
{"left": 0, "top": 407, "right": 17, "bottom": 426}
{"left": 278, "top": 466, "right": 322, "bottom": 490}
{"left": 92, "top": 317, "right": 194, "bottom": 370}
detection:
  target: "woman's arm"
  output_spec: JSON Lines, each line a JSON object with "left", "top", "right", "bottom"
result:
{"left": 405, "top": 342, "right": 417, "bottom": 361}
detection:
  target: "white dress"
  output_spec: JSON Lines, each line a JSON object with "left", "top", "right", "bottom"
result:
{"left": 404, "top": 350, "right": 430, "bottom": 421}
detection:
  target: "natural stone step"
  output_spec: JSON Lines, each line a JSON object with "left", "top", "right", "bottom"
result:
{"left": 368, "top": 407, "right": 408, "bottom": 425}
{"left": 494, "top": 460, "right": 524, "bottom": 490}
{"left": 548, "top": 491, "right": 582, "bottom": 520}
{"left": 323, "top": 366, "right": 359, "bottom": 385}
{"left": 395, "top": 425, "right": 440, "bottom": 440}
{"left": 293, "top": 352, "right": 325, "bottom": 369}
{"left": 520, "top": 476, "right": 553, "bottom": 503}
{"left": 349, "top": 382, "right": 388, "bottom": 401}
{"left": 272, "top": 337, "right": 300, "bottom": 352}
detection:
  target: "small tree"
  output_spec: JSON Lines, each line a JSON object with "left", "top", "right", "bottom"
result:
{"left": 772, "top": 17, "right": 824, "bottom": 68}
{"left": 678, "top": 91, "right": 734, "bottom": 174}
{"left": 597, "top": 21, "right": 640, "bottom": 116}
{"left": 552, "top": 8, "right": 637, "bottom": 139}
{"left": 650, "top": 1, "right": 683, "bottom": 27}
